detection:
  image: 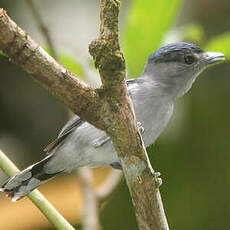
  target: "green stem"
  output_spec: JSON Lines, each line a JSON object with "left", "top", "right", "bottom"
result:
{"left": 0, "top": 149, "right": 76, "bottom": 230}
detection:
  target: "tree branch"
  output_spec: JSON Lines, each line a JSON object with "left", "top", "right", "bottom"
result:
{"left": 89, "top": 1, "right": 169, "bottom": 229}
{"left": 0, "top": 8, "right": 103, "bottom": 129}
{"left": 96, "top": 169, "right": 122, "bottom": 199}
{"left": 0, "top": 149, "right": 75, "bottom": 230}
{"left": 78, "top": 167, "right": 122, "bottom": 230}
{"left": 78, "top": 167, "right": 101, "bottom": 230}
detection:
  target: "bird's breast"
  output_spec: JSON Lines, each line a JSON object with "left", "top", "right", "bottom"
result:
{"left": 134, "top": 98, "right": 174, "bottom": 147}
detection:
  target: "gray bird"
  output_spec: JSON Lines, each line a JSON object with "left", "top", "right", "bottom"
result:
{"left": 0, "top": 42, "right": 225, "bottom": 201}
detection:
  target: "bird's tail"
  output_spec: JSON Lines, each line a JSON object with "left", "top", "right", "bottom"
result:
{"left": 0, "top": 155, "right": 62, "bottom": 202}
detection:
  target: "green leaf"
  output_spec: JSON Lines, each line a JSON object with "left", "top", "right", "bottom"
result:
{"left": 205, "top": 32, "right": 230, "bottom": 59}
{"left": 123, "top": 0, "right": 181, "bottom": 77}
{"left": 0, "top": 50, "right": 7, "bottom": 57}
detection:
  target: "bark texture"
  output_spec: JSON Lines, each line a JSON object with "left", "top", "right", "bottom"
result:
{"left": 0, "top": 8, "right": 103, "bottom": 129}
{"left": 0, "top": 2, "right": 169, "bottom": 229}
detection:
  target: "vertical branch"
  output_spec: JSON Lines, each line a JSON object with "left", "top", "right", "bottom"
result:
{"left": 26, "top": 0, "right": 59, "bottom": 60}
{"left": 96, "top": 169, "right": 122, "bottom": 199}
{"left": 89, "top": 1, "right": 170, "bottom": 230}
{"left": 78, "top": 167, "right": 101, "bottom": 230}
{"left": 78, "top": 167, "right": 122, "bottom": 230}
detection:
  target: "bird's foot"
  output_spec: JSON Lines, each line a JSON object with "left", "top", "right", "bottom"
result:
{"left": 152, "top": 171, "right": 162, "bottom": 188}
{"left": 137, "top": 122, "right": 145, "bottom": 134}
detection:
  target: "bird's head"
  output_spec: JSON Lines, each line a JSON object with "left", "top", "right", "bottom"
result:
{"left": 143, "top": 42, "right": 225, "bottom": 99}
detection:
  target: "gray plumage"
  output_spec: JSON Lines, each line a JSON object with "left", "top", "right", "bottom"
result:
{"left": 0, "top": 42, "right": 225, "bottom": 201}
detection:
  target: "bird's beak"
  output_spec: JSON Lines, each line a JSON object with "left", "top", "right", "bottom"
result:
{"left": 204, "top": 52, "right": 225, "bottom": 65}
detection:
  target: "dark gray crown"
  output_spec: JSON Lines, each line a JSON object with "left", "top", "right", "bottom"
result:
{"left": 148, "top": 42, "right": 203, "bottom": 63}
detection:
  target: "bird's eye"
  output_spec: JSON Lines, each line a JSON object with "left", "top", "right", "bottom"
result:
{"left": 184, "top": 55, "right": 195, "bottom": 65}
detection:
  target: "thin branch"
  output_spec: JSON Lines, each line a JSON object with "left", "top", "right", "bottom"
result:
{"left": 26, "top": 0, "right": 59, "bottom": 60}
{"left": 78, "top": 167, "right": 101, "bottom": 230}
{"left": 96, "top": 169, "right": 122, "bottom": 199}
{"left": 78, "top": 167, "right": 122, "bottom": 230}
{"left": 0, "top": 149, "right": 75, "bottom": 230}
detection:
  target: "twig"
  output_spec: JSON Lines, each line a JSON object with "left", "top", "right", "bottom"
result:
{"left": 78, "top": 167, "right": 101, "bottom": 230}
{"left": 25, "top": 0, "right": 58, "bottom": 60}
{"left": 96, "top": 169, "right": 122, "bottom": 199}
{"left": 0, "top": 149, "right": 75, "bottom": 230}
{"left": 78, "top": 167, "right": 122, "bottom": 230}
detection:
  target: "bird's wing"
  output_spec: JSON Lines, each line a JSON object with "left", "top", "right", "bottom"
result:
{"left": 126, "top": 78, "right": 144, "bottom": 87}
{"left": 58, "top": 115, "right": 83, "bottom": 138}
{"left": 126, "top": 78, "right": 136, "bottom": 86}
{"left": 126, "top": 78, "right": 145, "bottom": 96}
{"left": 44, "top": 78, "right": 141, "bottom": 153}
{"left": 43, "top": 115, "right": 84, "bottom": 153}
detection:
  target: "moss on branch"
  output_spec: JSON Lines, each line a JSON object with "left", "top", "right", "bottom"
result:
{"left": 89, "top": 0, "right": 125, "bottom": 86}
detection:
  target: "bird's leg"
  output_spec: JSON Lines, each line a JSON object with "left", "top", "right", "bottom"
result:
{"left": 148, "top": 164, "right": 162, "bottom": 188}
{"left": 153, "top": 171, "right": 162, "bottom": 188}
{"left": 137, "top": 122, "right": 162, "bottom": 187}
{"left": 137, "top": 122, "right": 145, "bottom": 134}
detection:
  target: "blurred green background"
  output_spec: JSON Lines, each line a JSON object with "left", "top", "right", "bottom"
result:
{"left": 0, "top": 0, "right": 230, "bottom": 229}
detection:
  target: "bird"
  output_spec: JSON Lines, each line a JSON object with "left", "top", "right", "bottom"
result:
{"left": 0, "top": 42, "right": 225, "bottom": 202}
